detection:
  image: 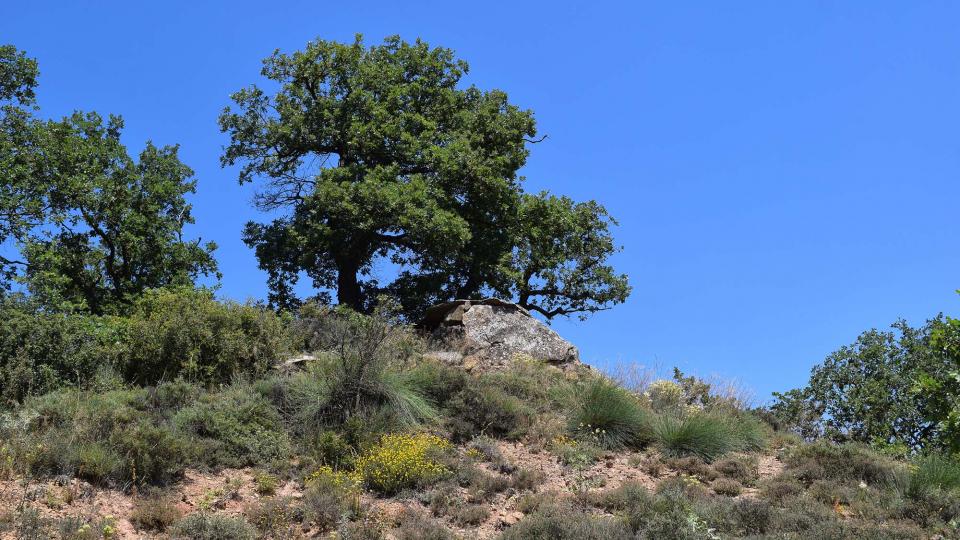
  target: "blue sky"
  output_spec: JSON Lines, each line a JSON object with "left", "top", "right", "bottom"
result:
{"left": 3, "top": 2, "right": 959, "bottom": 401}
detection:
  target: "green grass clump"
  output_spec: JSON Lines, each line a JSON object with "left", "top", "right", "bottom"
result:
{"left": 445, "top": 381, "right": 532, "bottom": 441}
{"left": 654, "top": 411, "right": 765, "bottom": 462}
{"left": 909, "top": 453, "right": 960, "bottom": 497}
{"left": 569, "top": 377, "right": 652, "bottom": 450}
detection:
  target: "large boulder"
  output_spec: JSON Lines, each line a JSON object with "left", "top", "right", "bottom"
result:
{"left": 420, "top": 299, "right": 581, "bottom": 371}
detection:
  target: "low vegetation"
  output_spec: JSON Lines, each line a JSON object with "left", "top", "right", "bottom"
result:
{"left": 0, "top": 296, "right": 954, "bottom": 538}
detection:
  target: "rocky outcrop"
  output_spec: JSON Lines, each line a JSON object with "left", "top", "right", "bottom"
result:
{"left": 421, "top": 299, "right": 580, "bottom": 371}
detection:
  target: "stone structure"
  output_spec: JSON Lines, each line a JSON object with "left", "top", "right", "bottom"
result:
{"left": 420, "top": 299, "right": 581, "bottom": 371}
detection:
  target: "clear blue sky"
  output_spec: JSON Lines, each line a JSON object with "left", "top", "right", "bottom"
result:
{"left": 4, "top": 2, "right": 959, "bottom": 401}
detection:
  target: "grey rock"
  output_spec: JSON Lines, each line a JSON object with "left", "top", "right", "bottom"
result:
{"left": 422, "top": 299, "right": 580, "bottom": 371}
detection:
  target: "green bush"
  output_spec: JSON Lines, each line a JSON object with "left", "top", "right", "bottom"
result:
{"left": 173, "top": 383, "right": 290, "bottom": 468}
{"left": 569, "top": 377, "right": 652, "bottom": 450}
{"left": 783, "top": 441, "right": 899, "bottom": 486}
{"left": 6, "top": 387, "right": 189, "bottom": 486}
{"left": 119, "top": 288, "right": 292, "bottom": 385}
{"left": 0, "top": 296, "right": 124, "bottom": 403}
{"left": 170, "top": 513, "right": 257, "bottom": 540}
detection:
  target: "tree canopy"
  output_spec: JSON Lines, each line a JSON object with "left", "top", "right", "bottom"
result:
{"left": 221, "top": 35, "right": 630, "bottom": 319}
{"left": 0, "top": 45, "right": 218, "bottom": 314}
{"left": 771, "top": 317, "right": 960, "bottom": 452}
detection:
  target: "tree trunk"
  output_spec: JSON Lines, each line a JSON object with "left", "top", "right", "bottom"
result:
{"left": 335, "top": 258, "right": 364, "bottom": 311}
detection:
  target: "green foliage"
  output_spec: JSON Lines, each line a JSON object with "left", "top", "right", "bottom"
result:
{"left": 0, "top": 295, "right": 124, "bottom": 403}
{"left": 220, "top": 36, "right": 628, "bottom": 320}
{"left": 119, "top": 287, "right": 291, "bottom": 385}
{"left": 445, "top": 380, "right": 532, "bottom": 442}
{"left": 511, "top": 192, "right": 630, "bottom": 319}
{"left": 920, "top": 313, "right": 960, "bottom": 452}
{"left": 569, "top": 377, "right": 652, "bottom": 450}
{"left": 18, "top": 112, "right": 218, "bottom": 314}
{"left": 782, "top": 441, "right": 900, "bottom": 487}
{"left": 5, "top": 386, "right": 188, "bottom": 487}
{"left": 278, "top": 304, "right": 434, "bottom": 434}
{"left": 908, "top": 453, "right": 960, "bottom": 498}
{"left": 0, "top": 47, "right": 217, "bottom": 314}
{"left": 220, "top": 35, "right": 532, "bottom": 313}
{"left": 173, "top": 383, "right": 290, "bottom": 468}
{"left": 653, "top": 411, "right": 765, "bottom": 462}
{"left": 170, "top": 513, "right": 257, "bottom": 540}
{"left": 771, "top": 319, "right": 949, "bottom": 450}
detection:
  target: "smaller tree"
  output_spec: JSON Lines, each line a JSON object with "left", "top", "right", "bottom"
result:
{"left": 19, "top": 112, "right": 219, "bottom": 314}
{"left": 771, "top": 319, "right": 950, "bottom": 450}
{"left": 918, "top": 306, "right": 960, "bottom": 452}
{"left": 509, "top": 192, "right": 631, "bottom": 319}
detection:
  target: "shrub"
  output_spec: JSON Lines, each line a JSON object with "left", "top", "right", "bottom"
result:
{"left": 647, "top": 380, "right": 685, "bottom": 413}
{"left": 354, "top": 433, "right": 452, "bottom": 494}
{"left": 481, "top": 358, "right": 577, "bottom": 413}
{"left": 303, "top": 465, "right": 360, "bottom": 530}
{"left": 569, "top": 377, "right": 652, "bottom": 450}
{"left": 253, "top": 471, "right": 280, "bottom": 495}
{"left": 783, "top": 441, "right": 899, "bottom": 486}
{"left": 408, "top": 360, "right": 468, "bottom": 406}
{"left": 0, "top": 296, "right": 124, "bottom": 403}
{"left": 8, "top": 387, "right": 189, "bottom": 487}
{"left": 511, "top": 467, "right": 543, "bottom": 491}
{"left": 337, "top": 519, "right": 386, "bottom": 540}
{"left": 500, "top": 503, "right": 633, "bottom": 540}
{"left": 711, "top": 478, "right": 742, "bottom": 496}
{"left": 760, "top": 477, "right": 803, "bottom": 503}
{"left": 445, "top": 382, "right": 532, "bottom": 441}
{"left": 395, "top": 508, "right": 455, "bottom": 540}
{"left": 245, "top": 496, "right": 302, "bottom": 538}
{"left": 173, "top": 383, "right": 290, "bottom": 468}
{"left": 169, "top": 513, "right": 257, "bottom": 540}
{"left": 277, "top": 306, "right": 435, "bottom": 434}
{"left": 131, "top": 494, "right": 182, "bottom": 532}
{"left": 466, "top": 468, "right": 511, "bottom": 502}
{"left": 451, "top": 504, "right": 490, "bottom": 526}
{"left": 665, "top": 456, "right": 718, "bottom": 482}
{"left": 302, "top": 483, "right": 345, "bottom": 531}
{"left": 120, "top": 288, "right": 292, "bottom": 386}
{"left": 712, "top": 456, "right": 757, "bottom": 485}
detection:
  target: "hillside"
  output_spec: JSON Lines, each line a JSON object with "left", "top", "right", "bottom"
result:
{"left": 0, "top": 292, "right": 956, "bottom": 539}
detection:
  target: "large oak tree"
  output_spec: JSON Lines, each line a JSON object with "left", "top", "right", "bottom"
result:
{"left": 221, "top": 35, "right": 630, "bottom": 319}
